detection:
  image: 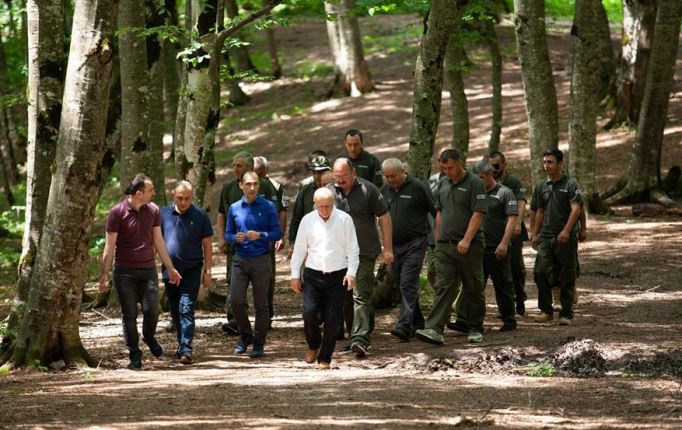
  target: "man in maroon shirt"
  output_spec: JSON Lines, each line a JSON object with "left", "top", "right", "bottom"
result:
{"left": 99, "top": 174, "right": 181, "bottom": 369}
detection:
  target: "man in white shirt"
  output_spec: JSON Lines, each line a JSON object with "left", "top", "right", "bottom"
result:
{"left": 290, "top": 187, "right": 359, "bottom": 369}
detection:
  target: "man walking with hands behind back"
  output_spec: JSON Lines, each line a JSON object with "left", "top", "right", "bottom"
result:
{"left": 290, "top": 187, "right": 359, "bottom": 369}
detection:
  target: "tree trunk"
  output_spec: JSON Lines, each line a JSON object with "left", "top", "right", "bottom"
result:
{"left": 481, "top": 19, "right": 502, "bottom": 154}
{"left": 118, "top": 0, "right": 150, "bottom": 191}
{"left": 407, "top": 1, "right": 461, "bottom": 181}
{"left": 224, "top": 0, "right": 257, "bottom": 72}
{"left": 160, "top": 0, "right": 180, "bottom": 159}
{"left": 2, "top": 0, "right": 117, "bottom": 370}
{"left": 605, "top": 0, "right": 682, "bottom": 206}
{"left": 0, "top": 33, "right": 20, "bottom": 185}
{"left": 146, "top": 0, "right": 166, "bottom": 205}
{"left": 325, "top": 0, "right": 374, "bottom": 97}
{"left": 3, "top": 0, "right": 65, "bottom": 354}
{"left": 265, "top": 22, "right": 282, "bottom": 79}
{"left": 223, "top": 0, "right": 254, "bottom": 106}
{"left": 513, "top": 0, "right": 559, "bottom": 186}
{"left": 173, "top": 0, "right": 191, "bottom": 179}
{"left": 444, "top": 32, "right": 470, "bottom": 163}
{"left": 0, "top": 143, "right": 14, "bottom": 206}
{"left": 595, "top": 0, "right": 616, "bottom": 106}
{"left": 569, "top": 0, "right": 608, "bottom": 215}
{"left": 607, "top": 0, "right": 657, "bottom": 128}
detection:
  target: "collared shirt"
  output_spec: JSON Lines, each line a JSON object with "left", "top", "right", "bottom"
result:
{"left": 226, "top": 196, "right": 282, "bottom": 257}
{"left": 329, "top": 177, "right": 388, "bottom": 257}
{"left": 531, "top": 173, "right": 583, "bottom": 238}
{"left": 501, "top": 172, "right": 529, "bottom": 241}
{"left": 106, "top": 199, "right": 160, "bottom": 269}
{"left": 382, "top": 175, "right": 436, "bottom": 245}
{"left": 435, "top": 170, "right": 487, "bottom": 244}
{"left": 160, "top": 204, "right": 213, "bottom": 273}
{"left": 268, "top": 176, "right": 289, "bottom": 212}
{"left": 288, "top": 179, "right": 318, "bottom": 241}
{"left": 217, "top": 177, "right": 282, "bottom": 215}
{"left": 482, "top": 182, "right": 518, "bottom": 249}
{"left": 290, "top": 207, "right": 359, "bottom": 278}
{"left": 338, "top": 149, "right": 384, "bottom": 188}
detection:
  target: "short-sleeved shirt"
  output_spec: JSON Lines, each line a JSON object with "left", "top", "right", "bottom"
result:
{"left": 217, "top": 177, "right": 282, "bottom": 215}
{"left": 339, "top": 149, "right": 384, "bottom": 188}
{"left": 329, "top": 177, "right": 388, "bottom": 256}
{"left": 226, "top": 196, "right": 282, "bottom": 257}
{"left": 160, "top": 204, "right": 213, "bottom": 273}
{"left": 288, "top": 180, "right": 317, "bottom": 241}
{"left": 532, "top": 174, "right": 583, "bottom": 238}
{"left": 381, "top": 175, "right": 436, "bottom": 245}
{"left": 482, "top": 183, "right": 518, "bottom": 249}
{"left": 268, "top": 176, "right": 288, "bottom": 212}
{"left": 501, "top": 173, "right": 529, "bottom": 241}
{"left": 435, "top": 170, "right": 487, "bottom": 245}
{"left": 106, "top": 199, "right": 160, "bottom": 269}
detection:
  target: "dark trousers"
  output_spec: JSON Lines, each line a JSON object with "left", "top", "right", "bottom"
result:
{"left": 392, "top": 236, "right": 428, "bottom": 334}
{"left": 225, "top": 247, "right": 235, "bottom": 321}
{"left": 113, "top": 266, "right": 160, "bottom": 353}
{"left": 303, "top": 268, "right": 345, "bottom": 364}
{"left": 165, "top": 265, "right": 202, "bottom": 356}
{"left": 534, "top": 236, "right": 577, "bottom": 318}
{"left": 269, "top": 244, "right": 276, "bottom": 323}
{"left": 230, "top": 253, "right": 272, "bottom": 337}
{"left": 483, "top": 250, "right": 516, "bottom": 327}
{"left": 509, "top": 238, "right": 527, "bottom": 304}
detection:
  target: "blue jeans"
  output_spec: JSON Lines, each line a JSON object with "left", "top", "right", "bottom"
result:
{"left": 303, "top": 268, "right": 345, "bottom": 364}
{"left": 165, "top": 265, "right": 202, "bottom": 356}
{"left": 392, "top": 236, "right": 428, "bottom": 334}
{"left": 113, "top": 266, "right": 160, "bottom": 353}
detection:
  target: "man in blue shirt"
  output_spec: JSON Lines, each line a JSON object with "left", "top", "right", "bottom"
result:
{"left": 226, "top": 171, "right": 282, "bottom": 358}
{"left": 160, "top": 181, "right": 214, "bottom": 364}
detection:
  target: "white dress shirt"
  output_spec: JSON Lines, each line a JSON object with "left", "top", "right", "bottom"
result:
{"left": 290, "top": 207, "right": 360, "bottom": 279}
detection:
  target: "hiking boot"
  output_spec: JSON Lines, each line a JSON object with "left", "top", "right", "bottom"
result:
{"left": 339, "top": 343, "right": 352, "bottom": 353}
{"left": 234, "top": 334, "right": 253, "bottom": 354}
{"left": 305, "top": 348, "right": 318, "bottom": 364}
{"left": 143, "top": 337, "right": 164, "bottom": 358}
{"left": 552, "top": 288, "right": 562, "bottom": 311}
{"left": 179, "top": 354, "right": 193, "bottom": 365}
{"left": 351, "top": 342, "right": 367, "bottom": 358}
{"left": 467, "top": 332, "right": 484, "bottom": 343}
{"left": 558, "top": 317, "right": 572, "bottom": 326}
{"left": 127, "top": 350, "right": 142, "bottom": 370}
{"left": 250, "top": 333, "right": 266, "bottom": 358}
{"left": 535, "top": 313, "right": 554, "bottom": 323}
{"left": 446, "top": 321, "right": 468, "bottom": 334}
{"left": 222, "top": 321, "right": 239, "bottom": 335}
{"left": 499, "top": 324, "right": 517, "bottom": 332}
{"left": 319, "top": 362, "right": 331, "bottom": 370}
{"left": 415, "top": 328, "right": 444, "bottom": 345}
{"left": 516, "top": 301, "right": 526, "bottom": 316}
{"left": 390, "top": 327, "right": 410, "bottom": 342}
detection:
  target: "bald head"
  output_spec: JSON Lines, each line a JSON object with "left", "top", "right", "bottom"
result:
{"left": 314, "top": 187, "right": 334, "bottom": 220}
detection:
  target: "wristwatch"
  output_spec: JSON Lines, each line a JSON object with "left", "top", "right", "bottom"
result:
{"left": 204, "top": 268, "right": 212, "bottom": 275}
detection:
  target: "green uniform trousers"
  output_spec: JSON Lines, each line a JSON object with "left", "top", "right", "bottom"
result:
{"left": 534, "top": 236, "right": 577, "bottom": 319}
{"left": 427, "top": 245, "right": 461, "bottom": 321}
{"left": 509, "top": 238, "right": 526, "bottom": 304}
{"left": 425, "top": 242, "right": 485, "bottom": 334}
{"left": 483, "top": 250, "right": 516, "bottom": 327}
{"left": 349, "top": 255, "right": 377, "bottom": 346}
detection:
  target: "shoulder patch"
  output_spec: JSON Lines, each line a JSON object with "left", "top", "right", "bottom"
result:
{"left": 476, "top": 194, "right": 486, "bottom": 200}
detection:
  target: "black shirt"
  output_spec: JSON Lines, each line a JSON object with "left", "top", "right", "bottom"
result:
{"left": 382, "top": 175, "right": 436, "bottom": 245}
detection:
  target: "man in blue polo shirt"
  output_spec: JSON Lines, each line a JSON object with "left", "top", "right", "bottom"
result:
{"left": 160, "top": 181, "right": 214, "bottom": 365}
{"left": 226, "top": 171, "right": 282, "bottom": 358}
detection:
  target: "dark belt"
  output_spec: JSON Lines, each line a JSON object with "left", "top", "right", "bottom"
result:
{"left": 437, "top": 239, "right": 460, "bottom": 245}
{"left": 306, "top": 268, "right": 346, "bottom": 276}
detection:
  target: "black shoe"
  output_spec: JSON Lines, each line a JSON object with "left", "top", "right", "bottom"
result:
{"left": 351, "top": 342, "right": 367, "bottom": 358}
{"left": 516, "top": 302, "right": 526, "bottom": 316}
{"left": 234, "top": 334, "right": 253, "bottom": 354}
{"left": 127, "top": 350, "right": 142, "bottom": 370}
{"left": 340, "top": 343, "right": 352, "bottom": 353}
{"left": 499, "top": 324, "right": 517, "bottom": 332}
{"left": 222, "top": 321, "right": 239, "bottom": 335}
{"left": 250, "top": 333, "right": 265, "bottom": 358}
{"left": 180, "top": 354, "right": 193, "bottom": 365}
{"left": 390, "top": 328, "right": 410, "bottom": 342}
{"left": 143, "top": 337, "right": 164, "bottom": 358}
{"left": 446, "top": 321, "right": 468, "bottom": 334}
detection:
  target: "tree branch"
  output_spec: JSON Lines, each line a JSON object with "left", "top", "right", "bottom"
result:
{"left": 215, "top": 0, "right": 281, "bottom": 52}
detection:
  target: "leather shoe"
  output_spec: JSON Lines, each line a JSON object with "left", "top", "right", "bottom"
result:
{"left": 305, "top": 348, "right": 318, "bottom": 364}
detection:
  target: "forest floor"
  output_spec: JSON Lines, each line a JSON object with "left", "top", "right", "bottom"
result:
{"left": 2, "top": 15, "right": 682, "bottom": 429}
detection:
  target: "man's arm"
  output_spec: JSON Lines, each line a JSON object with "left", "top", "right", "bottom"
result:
{"left": 434, "top": 210, "right": 442, "bottom": 241}
{"left": 217, "top": 212, "right": 227, "bottom": 253}
{"left": 457, "top": 211, "right": 484, "bottom": 255}
{"left": 344, "top": 217, "right": 360, "bottom": 291}
{"left": 276, "top": 210, "right": 287, "bottom": 251}
{"left": 531, "top": 208, "right": 544, "bottom": 249}
{"left": 377, "top": 212, "right": 394, "bottom": 264}
{"left": 497, "top": 215, "right": 518, "bottom": 259}
{"left": 99, "top": 231, "right": 117, "bottom": 292}
{"left": 578, "top": 205, "right": 587, "bottom": 242}
{"left": 201, "top": 236, "right": 213, "bottom": 288}
{"left": 515, "top": 200, "right": 526, "bottom": 238}
{"left": 558, "top": 202, "right": 582, "bottom": 245}
{"left": 289, "top": 218, "right": 308, "bottom": 293}
{"left": 152, "top": 226, "right": 181, "bottom": 284}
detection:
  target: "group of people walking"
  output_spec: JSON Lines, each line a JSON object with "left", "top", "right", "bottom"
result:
{"left": 100, "top": 128, "right": 585, "bottom": 370}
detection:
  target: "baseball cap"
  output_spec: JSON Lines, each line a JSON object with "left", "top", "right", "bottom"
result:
{"left": 309, "top": 155, "right": 332, "bottom": 171}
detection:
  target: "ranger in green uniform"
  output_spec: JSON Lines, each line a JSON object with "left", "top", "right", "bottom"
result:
{"left": 415, "top": 149, "right": 487, "bottom": 345}
{"left": 288, "top": 155, "right": 333, "bottom": 249}
{"left": 473, "top": 160, "right": 518, "bottom": 332}
{"left": 338, "top": 129, "right": 384, "bottom": 188}
{"left": 531, "top": 149, "right": 583, "bottom": 325}
{"left": 489, "top": 151, "right": 528, "bottom": 316}
{"left": 216, "top": 151, "right": 282, "bottom": 335}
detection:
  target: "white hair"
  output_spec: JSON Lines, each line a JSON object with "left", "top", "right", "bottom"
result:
{"left": 382, "top": 158, "right": 404, "bottom": 171}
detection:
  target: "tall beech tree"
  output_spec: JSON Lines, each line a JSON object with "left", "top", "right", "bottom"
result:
{"left": 1, "top": 0, "right": 118, "bottom": 369}
{"left": 444, "top": 31, "right": 470, "bottom": 163}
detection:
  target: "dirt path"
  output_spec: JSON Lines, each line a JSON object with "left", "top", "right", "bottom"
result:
{"left": 2, "top": 15, "right": 682, "bottom": 429}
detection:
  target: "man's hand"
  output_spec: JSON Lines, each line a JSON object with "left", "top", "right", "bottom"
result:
{"left": 457, "top": 238, "right": 471, "bottom": 255}
{"left": 578, "top": 229, "right": 587, "bottom": 242}
{"left": 513, "top": 224, "right": 522, "bottom": 238}
{"left": 383, "top": 249, "right": 394, "bottom": 265}
{"left": 495, "top": 243, "right": 509, "bottom": 260}
{"left": 557, "top": 229, "right": 570, "bottom": 245}
{"left": 202, "top": 272, "right": 212, "bottom": 289}
{"left": 290, "top": 278, "right": 302, "bottom": 293}
{"left": 531, "top": 233, "right": 539, "bottom": 250}
{"left": 343, "top": 275, "right": 356, "bottom": 291}
{"left": 287, "top": 243, "right": 294, "bottom": 260}
{"left": 168, "top": 267, "right": 182, "bottom": 285}
{"left": 236, "top": 232, "right": 247, "bottom": 243}
{"left": 246, "top": 230, "right": 261, "bottom": 241}
{"left": 274, "top": 239, "right": 285, "bottom": 252}
{"left": 99, "top": 275, "right": 110, "bottom": 293}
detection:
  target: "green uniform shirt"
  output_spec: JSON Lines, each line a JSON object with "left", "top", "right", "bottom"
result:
{"left": 381, "top": 175, "right": 436, "bottom": 245}
{"left": 435, "top": 170, "right": 487, "bottom": 245}
{"left": 339, "top": 149, "right": 384, "bottom": 188}
{"left": 482, "top": 182, "right": 518, "bottom": 249}
{"left": 531, "top": 174, "right": 583, "bottom": 238}
{"left": 329, "top": 177, "right": 388, "bottom": 256}
{"left": 501, "top": 173, "right": 529, "bottom": 241}
{"left": 217, "top": 177, "right": 282, "bottom": 215}
{"left": 288, "top": 180, "right": 317, "bottom": 241}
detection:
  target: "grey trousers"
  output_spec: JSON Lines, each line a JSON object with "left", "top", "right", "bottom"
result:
{"left": 229, "top": 253, "right": 272, "bottom": 336}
